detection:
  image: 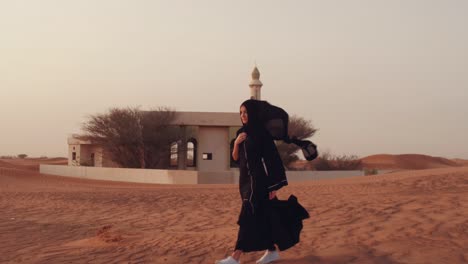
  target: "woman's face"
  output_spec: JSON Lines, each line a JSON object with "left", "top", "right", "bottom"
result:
{"left": 240, "top": 105, "right": 248, "bottom": 124}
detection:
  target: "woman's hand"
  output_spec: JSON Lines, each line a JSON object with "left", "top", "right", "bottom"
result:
{"left": 232, "top": 133, "right": 246, "bottom": 161}
{"left": 235, "top": 132, "right": 247, "bottom": 145}
{"left": 269, "top": 190, "right": 277, "bottom": 200}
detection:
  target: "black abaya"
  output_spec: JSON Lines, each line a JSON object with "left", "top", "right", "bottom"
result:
{"left": 234, "top": 99, "right": 310, "bottom": 252}
{"left": 234, "top": 127, "right": 283, "bottom": 252}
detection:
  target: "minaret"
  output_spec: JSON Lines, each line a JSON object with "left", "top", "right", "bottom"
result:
{"left": 249, "top": 66, "right": 263, "bottom": 100}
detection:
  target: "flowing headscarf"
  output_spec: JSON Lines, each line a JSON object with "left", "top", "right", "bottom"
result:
{"left": 239, "top": 99, "right": 318, "bottom": 161}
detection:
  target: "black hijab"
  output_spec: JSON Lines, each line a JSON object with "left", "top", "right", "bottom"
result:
{"left": 240, "top": 99, "right": 268, "bottom": 140}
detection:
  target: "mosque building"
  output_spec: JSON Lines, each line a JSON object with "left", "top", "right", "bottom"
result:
{"left": 68, "top": 66, "right": 264, "bottom": 173}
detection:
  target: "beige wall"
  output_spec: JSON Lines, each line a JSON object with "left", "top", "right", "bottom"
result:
{"left": 212, "top": 170, "right": 395, "bottom": 184}
{"left": 68, "top": 144, "right": 80, "bottom": 166}
{"left": 198, "top": 171, "right": 238, "bottom": 184}
{"left": 170, "top": 112, "right": 240, "bottom": 127}
{"left": 39, "top": 165, "right": 391, "bottom": 185}
{"left": 197, "top": 127, "right": 229, "bottom": 171}
{"left": 40, "top": 165, "right": 198, "bottom": 184}
{"left": 79, "top": 144, "right": 100, "bottom": 166}
{"left": 68, "top": 137, "right": 119, "bottom": 168}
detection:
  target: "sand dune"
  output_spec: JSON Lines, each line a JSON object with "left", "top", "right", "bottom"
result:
{"left": 290, "top": 153, "right": 464, "bottom": 171}
{"left": 361, "top": 154, "right": 461, "bottom": 170}
{"left": 453, "top": 158, "right": 468, "bottom": 166}
{"left": 0, "top": 158, "right": 67, "bottom": 171}
{"left": 0, "top": 160, "right": 20, "bottom": 169}
{"left": 1, "top": 159, "right": 468, "bottom": 263}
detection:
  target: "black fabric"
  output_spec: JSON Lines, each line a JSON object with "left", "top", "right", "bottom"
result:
{"left": 235, "top": 126, "right": 287, "bottom": 205}
{"left": 289, "top": 138, "right": 318, "bottom": 161}
{"left": 240, "top": 99, "right": 289, "bottom": 141}
{"left": 235, "top": 199, "right": 276, "bottom": 252}
{"left": 240, "top": 99, "right": 318, "bottom": 161}
{"left": 270, "top": 195, "right": 310, "bottom": 251}
{"left": 233, "top": 99, "right": 310, "bottom": 253}
{"left": 235, "top": 195, "right": 310, "bottom": 252}
{"left": 262, "top": 132, "right": 288, "bottom": 192}
{"left": 234, "top": 126, "right": 289, "bottom": 252}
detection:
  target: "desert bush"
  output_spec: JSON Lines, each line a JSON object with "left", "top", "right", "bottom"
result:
{"left": 17, "top": 154, "right": 28, "bottom": 159}
{"left": 79, "top": 107, "right": 189, "bottom": 169}
{"left": 315, "top": 151, "right": 362, "bottom": 171}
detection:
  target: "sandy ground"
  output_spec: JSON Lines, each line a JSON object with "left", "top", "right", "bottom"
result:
{"left": 291, "top": 154, "right": 468, "bottom": 171}
{"left": 1, "top": 159, "right": 468, "bottom": 264}
{"left": 361, "top": 154, "right": 463, "bottom": 170}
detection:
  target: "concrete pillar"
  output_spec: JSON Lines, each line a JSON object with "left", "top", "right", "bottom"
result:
{"left": 177, "top": 126, "right": 188, "bottom": 170}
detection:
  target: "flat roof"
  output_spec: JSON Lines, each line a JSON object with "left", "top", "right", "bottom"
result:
{"left": 68, "top": 135, "right": 92, "bottom": 145}
{"left": 170, "top": 112, "right": 241, "bottom": 127}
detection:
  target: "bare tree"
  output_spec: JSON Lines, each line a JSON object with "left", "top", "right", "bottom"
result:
{"left": 276, "top": 115, "right": 317, "bottom": 169}
{"left": 140, "top": 108, "right": 186, "bottom": 169}
{"left": 79, "top": 107, "right": 184, "bottom": 169}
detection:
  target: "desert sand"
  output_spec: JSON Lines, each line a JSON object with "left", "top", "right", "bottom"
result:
{"left": 361, "top": 154, "right": 463, "bottom": 170}
{"left": 1, "top": 158, "right": 468, "bottom": 264}
{"left": 291, "top": 154, "right": 468, "bottom": 171}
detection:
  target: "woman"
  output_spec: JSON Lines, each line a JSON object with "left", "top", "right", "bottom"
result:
{"left": 215, "top": 99, "right": 291, "bottom": 264}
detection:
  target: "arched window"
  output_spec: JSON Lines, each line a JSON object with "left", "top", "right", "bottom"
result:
{"left": 187, "top": 138, "right": 197, "bottom": 167}
{"left": 170, "top": 142, "right": 178, "bottom": 167}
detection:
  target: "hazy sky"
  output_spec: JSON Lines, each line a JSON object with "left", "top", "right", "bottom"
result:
{"left": 1, "top": 0, "right": 467, "bottom": 158}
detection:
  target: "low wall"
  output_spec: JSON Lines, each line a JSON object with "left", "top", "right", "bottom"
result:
{"left": 198, "top": 171, "right": 237, "bottom": 184}
{"left": 287, "top": 170, "right": 363, "bottom": 181}
{"left": 40, "top": 165, "right": 198, "bottom": 184}
{"left": 40, "top": 165, "right": 391, "bottom": 185}
{"left": 286, "top": 170, "right": 393, "bottom": 182}
{"left": 207, "top": 170, "right": 394, "bottom": 183}
{"left": 198, "top": 170, "right": 386, "bottom": 184}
